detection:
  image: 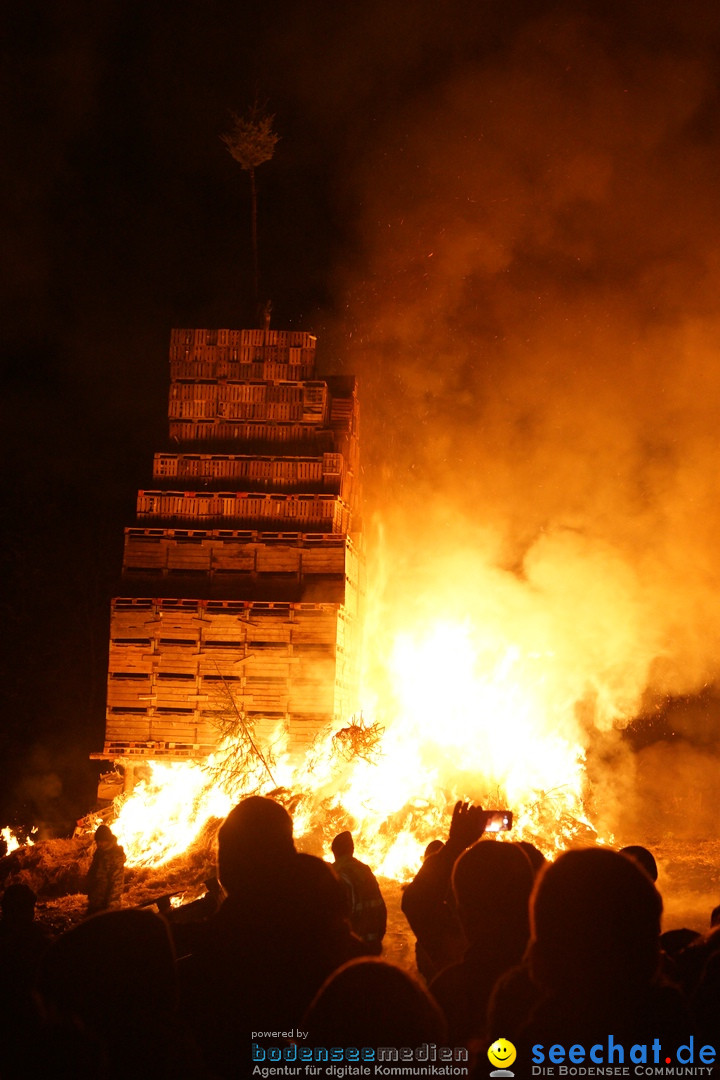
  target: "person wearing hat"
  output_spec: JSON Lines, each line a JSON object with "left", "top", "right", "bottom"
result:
{"left": 85, "top": 824, "right": 126, "bottom": 917}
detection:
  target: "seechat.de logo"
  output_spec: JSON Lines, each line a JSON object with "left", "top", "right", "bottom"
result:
{"left": 488, "top": 1037, "right": 517, "bottom": 1077}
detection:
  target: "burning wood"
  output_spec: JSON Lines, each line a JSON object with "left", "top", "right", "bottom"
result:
{"left": 332, "top": 716, "right": 385, "bottom": 763}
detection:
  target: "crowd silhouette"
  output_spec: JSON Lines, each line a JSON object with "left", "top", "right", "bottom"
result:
{"left": 1, "top": 796, "right": 720, "bottom": 1077}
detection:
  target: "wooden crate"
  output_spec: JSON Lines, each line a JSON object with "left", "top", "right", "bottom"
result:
{"left": 238, "top": 329, "right": 316, "bottom": 349}
{"left": 264, "top": 361, "right": 314, "bottom": 380}
{"left": 168, "top": 419, "right": 335, "bottom": 447}
{"left": 166, "top": 380, "right": 327, "bottom": 426}
{"left": 168, "top": 330, "right": 316, "bottom": 380}
{"left": 107, "top": 647, "right": 153, "bottom": 675}
{"left": 170, "top": 361, "right": 216, "bottom": 379}
{"left": 107, "top": 676, "right": 152, "bottom": 709}
{"left": 105, "top": 713, "right": 152, "bottom": 742}
{"left": 135, "top": 489, "right": 346, "bottom": 531}
{"left": 149, "top": 719, "right": 204, "bottom": 743}
{"left": 165, "top": 541, "right": 212, "bottom": 572}
{"left": 153, "top": 452, "right": 329, "bottom": 488}
{"left": 170, "top": 329, "right": 200, "bottom": 348}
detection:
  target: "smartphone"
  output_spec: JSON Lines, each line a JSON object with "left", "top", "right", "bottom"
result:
{"left": 483, "top": 810, "right": 513, "bottom": 832}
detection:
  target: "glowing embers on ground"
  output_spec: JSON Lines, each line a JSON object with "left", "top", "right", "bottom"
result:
{"left": 98, "top": 617, "right": 593, "bottom": 877}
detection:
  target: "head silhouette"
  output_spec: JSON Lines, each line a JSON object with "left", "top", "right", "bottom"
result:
{"left": 304, "top": 958, "right": 446, "bottom": 1046}
{"left": 94, "top": 824, "right": 116, "bottom": 848}
{"left": 1, "top": 883, "right": 37, "bottom": 926}
{"left": 530, "top": 847, "right": 662, "bottom": 996}
{"left": 452, "top": 838, "right": 533, "bottom": 942}
{"left": 217, "top": 796, "right": 295, "bottom": 895}
{"left": 331, "top": 831, "right": 354, "bottom": 859}
{"left": 619, "top": 845, "right": 658, "bottom": 883}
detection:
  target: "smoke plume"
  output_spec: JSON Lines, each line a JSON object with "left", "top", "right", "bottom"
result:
{"left": 328, "top": 3, "right": 720, "bottom": 833}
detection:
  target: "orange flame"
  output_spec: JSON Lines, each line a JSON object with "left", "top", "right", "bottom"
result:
{"left": 2, "top": 827, "right": 22, "bottom": 854}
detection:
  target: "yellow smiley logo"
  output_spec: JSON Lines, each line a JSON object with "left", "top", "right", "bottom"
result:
{"left": 488, "top": 1038, "right": 517, "bottom": 1070}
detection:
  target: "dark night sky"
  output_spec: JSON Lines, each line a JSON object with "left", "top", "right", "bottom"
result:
{"left": 3, "top": 0, "right": 720, "bottom": 832}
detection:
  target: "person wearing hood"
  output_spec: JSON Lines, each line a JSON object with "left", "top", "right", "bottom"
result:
{"left": 85, "top": 824, "right": 126, "bottom": 916}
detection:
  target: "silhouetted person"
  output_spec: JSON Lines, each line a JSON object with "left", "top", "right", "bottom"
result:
{"left": 619, "top": 844, "right": 691, "bottom": 986}
{"left": 430, "top": 839, "right": 533, "bottom": 1044}
{"left": 667, "top": 923, "right": 720, "bottom": 1006}
{"left": 331, "top": 830, "right": 387, "bottom": 954}
{"left": 85, "top": 825, "right": 125, "bottom": 916}
{"left": 304, "top": 957, "right": 446, "bottom": 1047}
{"left": 0, "top": 884, "right": 52, "bottom": 1076}
{"left": 660, "top": 927, "right": 701, "bottom": 959}
{"left": 38, "top": 908, "right": 205, "bottom": 1078}
{"left": 402, "top": 801, "right": 488, "bottom": 981}
{"left": 691, "top": 938, "right": 720, "bottom": 1043}
{"left": 179, "top": 796, "right": 361, "bottom": 1077}
{"left": 620, "top": 843, "right": 658, "bottom": 882}
{"left": 0, "top": 883, "right": 50, "bottom": 979}
{"left": 215, "top": 795, "right": 295, "bottom": 896}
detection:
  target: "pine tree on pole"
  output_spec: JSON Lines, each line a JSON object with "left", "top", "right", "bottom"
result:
{"left": 221, "top": 106, "right": 279, "bottom": 321}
